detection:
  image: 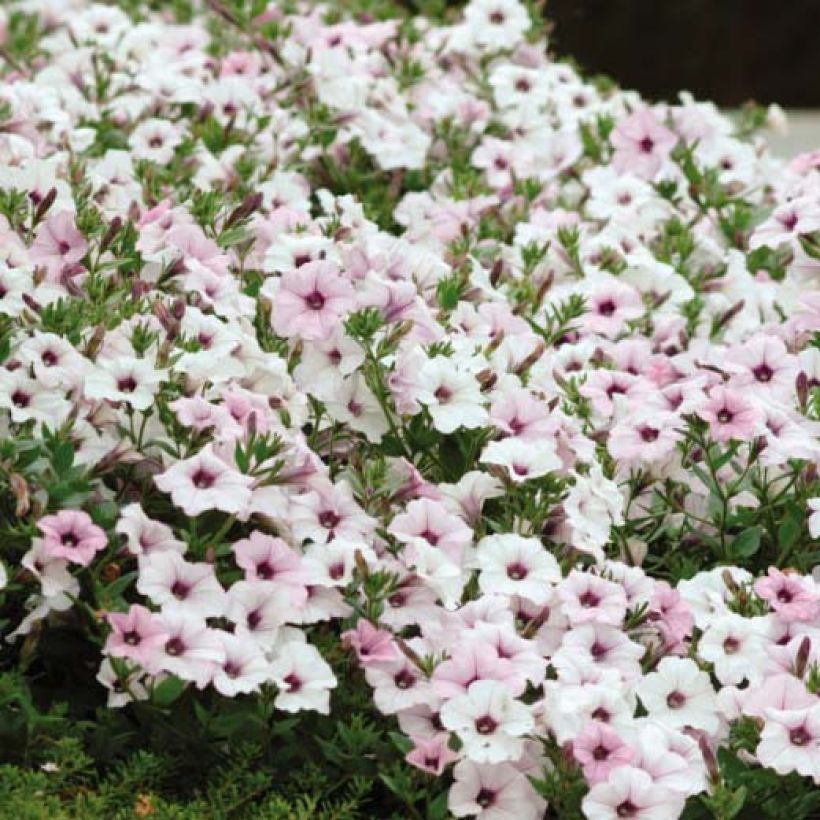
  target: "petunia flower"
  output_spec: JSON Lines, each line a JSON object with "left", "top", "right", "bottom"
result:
{"left": 154, "top": 445, "right": 254, "bottom": 517}
{"left": 37, "top": 510, "right": 107, "bottom": 566}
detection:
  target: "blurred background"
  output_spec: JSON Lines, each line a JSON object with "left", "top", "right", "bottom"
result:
{"left": 546, "top": 0, "right": 820, "bottom": 156}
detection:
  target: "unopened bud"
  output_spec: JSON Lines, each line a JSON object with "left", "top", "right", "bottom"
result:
{"left": 353, "top": 548, "right": 370, "bottom": 581}
{"left": 33, "top": 187, "right": 57, "bottom": 225}
{"left": 100, "top": 216, "right": 122, "bottom": 254}
{"left": 224, "top": 192, "right": 263, "bottom": 229}
{"left": 716, "top": 300, "right": 745, "bottom": 331}
{"left": 721, "top": 569, "right": 740, "bottom": 595}
{"left": 796, "top": 371, "right": 809, "bottom": 411}
{"left": 697, "top": 734, "right": 721, "bottom": 784}
{"left": 794, "top": 635, "right": 812, "bottom": 679}
{"left": 490, "top": 258, "right": 503, "bottom": 287}
{"left": 9, "top": 473, "right": 30, "bottom": 517}
{"left": 84, "top": 323, "right": 106, "bottom": 359}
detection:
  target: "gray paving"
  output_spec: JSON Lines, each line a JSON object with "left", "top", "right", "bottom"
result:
{"left": 765, "top": 110, "right": 820, "bottom": 157}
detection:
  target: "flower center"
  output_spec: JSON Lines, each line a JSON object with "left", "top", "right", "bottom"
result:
{"left": 434, "top": 385, "right": 452, "bottom": 403}
{"left": 666, "top": 690, "right": 687, "bottom": 709}
{"left": 638, "top": 136, "right": 654, "bottom": 153}
{"left": 171, "top": 580, "right": 190, "bottom": 600}
{"left": 123, "top": 630, "right": 141, "bottom": 646}
{"left": 476, "top": 788, "right": 496, "bottom": 808}
{"left": 579, "top": 591, "right": 600, "bottom": 608}
{"left": 639, "top": 426, "right": 659, "bottom": 442}
{"left": 394, "top": 668, "right": 416, "bottom": 690}
{"left": 590, "top": 642, "right": 608, "bottom": 660}
{"left": 617, "top": 801, "right": 638, "bottom": 818}
{"left": 475, "top": 715, "right": 498, "bottom": 735}
{"left": 717, "top": 409, "right": 733, "bottom": 424}
{"left": 318, "top": 510, "right": 341, "bottom": 530}
{"left": 753, "top": 364, "right": 773, "bottom": 383}
{"left": 256, "top": 561, "right": 275, "bottom": 580}
{"left": 592, "top": 744, "right": 609, "bottom": 761}
{"left": 790, "top": 726, "right": 811, "bottom": 746}
{"left": 61, "top": 532, "right": 79, "bottom": 547}
{"left": 165, "top": 637, "right": 185, "bottom": 656}
{"left": 420, "top": 529, "right": 439, "bottom": 546}
{"left": 283, "top": 673, "right": 302, "bottom": 691}
{"left": 506, "top": 562, "right": 529, "bottom": 580}
{"left": 304, "top": 291, "right": 325, "bottom": 310}
{"left": 597, "top": 300, "right": 616, "bottom": 317}
{"left": 191, "top": 469, "right": 215, "bottom": 489}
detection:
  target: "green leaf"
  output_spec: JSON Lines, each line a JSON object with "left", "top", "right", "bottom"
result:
{"left": 732, "top": 526, "right": 762, "bottom": 559}
{"left": 777, "top": 506, "right": 804, "bottom": 553}
{"left": 152, "top": 675, "right": 186, "bottom": 707}
{"left": 725, "top": 785, "right": 747, "bottom": 819}
{"left": 51, "top": 441, "right": 74, "bottom": 477}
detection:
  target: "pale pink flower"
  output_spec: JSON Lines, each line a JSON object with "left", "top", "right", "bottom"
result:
{"left": 448, "top": 760, "right": 546, "bottom": 820}
{"left": 105, "top": 604, "right": 170, "bottom": 666}
{"left": 582, "top": 765, "right": 685, "bottom": 820}
{"left": 270, "top": 261, "right": 356, "bottom": 341}
{"left": 136, "top": 552, "right": 226, "bottom": 619}
{"left": 557, "top": 571, "right": 628, "bottom": 627}
{"left": 440, "top": 679, "right": 534, "bottom": 763}
{"left": 147, "top": 612, "right": 225, "bottom": 688}
{"left": 341, "top": 619, "right": 400, "bottom": 666}
{"left": 154, "top": 445, "right": 254, "bottom": 517}
{"left": 754, "top": 568, "right": 820, "bottom": 622}
{"left": 211, "top": 632, "right": 272, "bottom": 697}
{"left": 232, "top": 530, "right": 308, "bottom": 590}
{"left": 115, "top": 503, "right": 186, "bottom": 557}
{"left": 757, "top": 705, "right": 820, "bottom": 781}
{"left": 697, "top": 385, "right": 762, "bottom": 443}
{"left": 389, "top": 498, "right": 473, "bottom": 565}
{"left": 475, "top": 534, "right": 562, "bottom": 605}
{"left": 405, "top": 733, "right": 459, "bottom": 775}
{"left": 37, "top": 510, "right": 107, "bottom": 566}
{"left": 270, "top": 641, "right": 337, "bottom": 714}
{"left": 29, "top": 211, "right": 88, "bottom": 275}
{"left": 572, "top": 721, "right": 634, "bottom": 784}
{"left": 611, "top": 109, "right": 678, "bottom": 180}
{"left": 636, "top": 657, "right": 719, "bottom": 734}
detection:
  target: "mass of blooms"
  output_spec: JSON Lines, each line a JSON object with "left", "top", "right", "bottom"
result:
{"left": 1, "top": 0, "right": 820, "bottom": 817}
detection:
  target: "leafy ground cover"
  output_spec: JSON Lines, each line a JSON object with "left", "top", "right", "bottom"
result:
{"left": 0, "top": 1, "right": 819, "bottom": 817}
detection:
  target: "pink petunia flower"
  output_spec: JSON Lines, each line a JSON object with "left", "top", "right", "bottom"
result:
{"left": 105, "top": 604, "right": 170, "bottom": 666}
{"left": 341, "top": 619, "right": 400, "bottom": 666}
{"left": 154, "top": 445, "right": 254, "bottom": 517}
{"left": 754, "top": 568, "right": 820, "bottom": 622}
{"left": 405, "top": 733, "right": 459, "bottom": 775}
{"left": 572, "top": 721, "right": 634, "bottom": 784}
{"left": 270, "top": 260, "right": 356, "bottom": 341}
{"left": 29, "top": 211, "right": 88, "bottom": 276}
{"left": 610, "top": 108, "right": 678, "bottom": 180}
{"left": 37, "top": 510, "right": 108, "bottom": 566}
{"left": 697, "top": 385, "right": 762, "bottom": 443}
